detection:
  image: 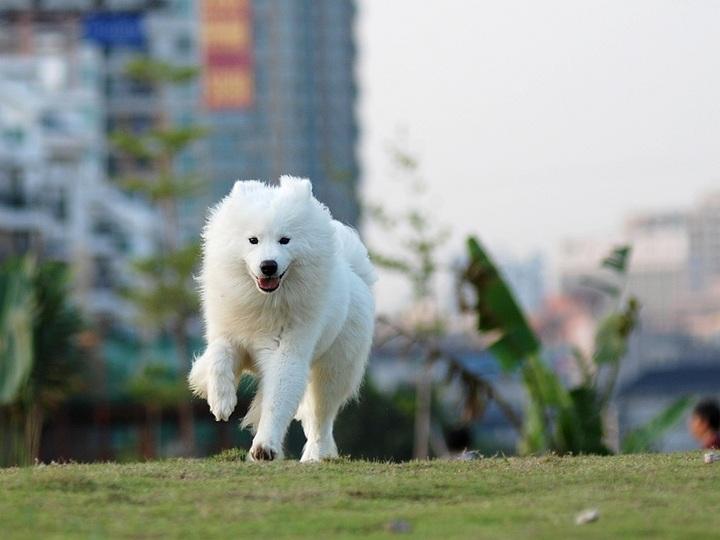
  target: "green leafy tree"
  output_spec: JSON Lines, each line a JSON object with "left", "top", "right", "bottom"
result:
{"left": 368, "top": 144, "right": 519, "bottom": 458}
{"left": 0, "top": 259, "right": 84, "bottom": 466}
{"left": 367, "top": 144, "right": 449, "bottom": 459}
{"left": 0, "top": 258, "right": 34, "bottom": 406}
{"left": 111, "top": 58, "right": 206, "bottom": 455}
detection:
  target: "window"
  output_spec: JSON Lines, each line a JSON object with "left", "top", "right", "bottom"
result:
{"left": 0, "top": 167, "right": 25, "bottom": 208}
{"left": 175, "top": 33, "right": 193, "bottom": 56}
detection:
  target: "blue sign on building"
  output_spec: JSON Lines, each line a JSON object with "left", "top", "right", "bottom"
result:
{"left": 82, "top": 12, "right": 146, "bottom": 48}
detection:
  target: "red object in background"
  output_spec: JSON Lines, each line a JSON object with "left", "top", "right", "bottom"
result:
{"left": 705, "top": 432, "right": 720, "bottom": 450}
{"left": 201, "top": 0, "right": 254, "bottom": 110}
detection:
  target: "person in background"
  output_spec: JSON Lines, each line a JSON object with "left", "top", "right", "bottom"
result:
{"left": 689, "top": 398, "right": 720, "bottom": 450}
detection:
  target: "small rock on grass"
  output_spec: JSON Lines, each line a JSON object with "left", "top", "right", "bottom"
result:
{"left": 575, "top": 508, "right": 600, "bottom": 525}
{"left": 704, "top": 452, "right": 720, "bottom": 464}
{"left": 385, "top": 519, "right": 412, "bottom": 534}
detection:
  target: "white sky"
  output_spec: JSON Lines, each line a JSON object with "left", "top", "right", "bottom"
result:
{"left": 356, "top": 0, "right": 720, "bottom": 313}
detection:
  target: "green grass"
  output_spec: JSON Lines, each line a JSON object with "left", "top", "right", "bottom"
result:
{"left": 1, "top": 452, "right": 718, "bottom": 539}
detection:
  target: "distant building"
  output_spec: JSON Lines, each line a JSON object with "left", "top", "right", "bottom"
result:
{"left": 0, "top": 41, "right": 157, "bottom": 321}
{"left": 557, "top": 207, "right": 712, "bottom": 333}
{"left": 203, "top": 0, "right": 360, "bottom": 224}
{"left": 620, "top": 202, "right": 720, "bottom": 337}
{"left": 689, "top": 192, "right": 720, "bottom": 290}
{"left": 0, "top": 0, "right": 361, "bottom": 227}
{"left": 556, "top": 236, "right": 618, "bottom": 316}
{"left": 0, "top": 1, "right": 203, "bottom": 233}
{"left": 623, "top": 210, "right": 690, "bottom": 331}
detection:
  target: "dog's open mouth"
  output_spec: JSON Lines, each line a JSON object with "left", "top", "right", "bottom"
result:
{"left": 256, "top": 272, "right": 285, "bottom": 293}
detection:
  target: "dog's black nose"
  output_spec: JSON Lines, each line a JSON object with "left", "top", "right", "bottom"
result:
{"left": 260, "top": 260, "right": 278, "bottom": 276}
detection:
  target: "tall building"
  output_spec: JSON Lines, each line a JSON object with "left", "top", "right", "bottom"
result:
{"left": 1, "top": 0, "right": 360, "bottom": 224}
{"left": 558, "top": 196, "right": 720, "bottom": 337}
{"left": 0, "top": 1, "right": 204, "bottom": 230}
{"left": 203, "top": 0, "right": 360, "bottom": 224}
{"left": 0, "top": 39, "right": 157, "bottom": 321}
{"left": 689, "top": 192, "right": 720, "bottom": 291}
{"left": 623, "top": 211, "right": 690, "bottom": 331}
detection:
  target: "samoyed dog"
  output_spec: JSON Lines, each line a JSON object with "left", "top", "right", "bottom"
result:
{"left": 188, "top": 176, "right": 376, "bottom": 462}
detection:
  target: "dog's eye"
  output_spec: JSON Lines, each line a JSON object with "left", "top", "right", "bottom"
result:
{"left": 279, "top": 237, "right": 290, "bottom": 245}
{"left": 248, "top": 237, "right": 259, "bottom": 245}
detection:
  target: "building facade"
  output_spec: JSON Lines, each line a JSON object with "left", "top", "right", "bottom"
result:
{"left": 0, "top": 40, "right": 157, "bottom": 321}
{"left": 623, "top": 211, "right": 690, "bottom": 331}
{"left": 203, "top": 0, "right": 360, "bottom": 224}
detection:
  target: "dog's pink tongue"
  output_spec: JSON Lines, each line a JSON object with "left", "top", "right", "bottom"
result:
{"left": 258, "top": 277, "right": 280, "bottom": 290}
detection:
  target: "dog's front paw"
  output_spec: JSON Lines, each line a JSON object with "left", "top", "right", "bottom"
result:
{"left": 187, "top": 355, "right": 210, "bottom": 398}
{"left": 207, "top": 376, "right": 237, "bottom": 422}
{"left": 249, "top": 439, "right": 282, "bottom": 462}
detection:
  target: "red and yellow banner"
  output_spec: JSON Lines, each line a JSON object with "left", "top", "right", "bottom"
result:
{"left": 201, "top": 0, "right": 254, "bottom": 110}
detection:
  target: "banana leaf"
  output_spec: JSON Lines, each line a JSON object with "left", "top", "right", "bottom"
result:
{"left": 521, "top": 356, "right": 610, "bottom": 455}
{"left": 593, "top": 298, "right": 639, "bottom": 366}
{"left": 0, "top": 258, "right": 35, "bottom": 405}
{"left": 621, "top": 396, "right": 692, "bottom": 453}
{"left": 463, "top": 237, "right": 540, "bottom": 371}
{"left": 559, "top": 386, "right": 610, "bottom": 455}
{"left": 602, "top": 246, "right": 632, "bottom": 274}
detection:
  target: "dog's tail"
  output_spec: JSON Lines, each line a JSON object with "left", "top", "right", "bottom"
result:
{"left": 332, "top": 221, "right": 377, "bottom": 287}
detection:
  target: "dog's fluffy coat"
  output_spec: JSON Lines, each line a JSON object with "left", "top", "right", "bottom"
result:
{"left": 188, "top": 176, "right": 376, "bottom": 461}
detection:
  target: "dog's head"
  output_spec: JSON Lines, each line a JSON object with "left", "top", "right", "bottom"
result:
{"left": 204, "top": 176, "right": 334, "bottom": 295}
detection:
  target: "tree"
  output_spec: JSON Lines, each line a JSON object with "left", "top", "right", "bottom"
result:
{"left": 368, "top": 144, "right": 519, "bottom": 458}
{"left": 0, "top": 259, "right": 85, "bottom": 466}
{"left": 111, "top": 58, "right": 206, "bottom": 455}
{"left": 367, "top": 144, "right": 449, "bottom": 459}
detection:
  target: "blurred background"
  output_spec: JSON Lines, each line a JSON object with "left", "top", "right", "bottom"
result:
{"left": 0, "top": 0, "right": 718, "bottom": 465}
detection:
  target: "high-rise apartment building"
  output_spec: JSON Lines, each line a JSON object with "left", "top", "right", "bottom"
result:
{"left": 689, "top": 192, "right": 720, "bottom": 291}
{"left": 558, "top": 197, "right": 720, "bottom": 336}
{"left": 203, "top": 0, "right": 360, "bottom": 224}
{"left": 0, "top": 40, "right": 157, "bottom": 321}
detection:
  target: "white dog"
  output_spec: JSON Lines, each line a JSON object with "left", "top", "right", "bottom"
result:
{"left": 188, "top": 176, "right": 376, "bottom": 462}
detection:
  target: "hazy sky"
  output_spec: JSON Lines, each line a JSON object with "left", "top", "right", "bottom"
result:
{"left": 357, "top": 0, "right": 720, "bottom": 311}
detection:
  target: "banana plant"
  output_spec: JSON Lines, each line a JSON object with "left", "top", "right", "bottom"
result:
{"left": 461, "top": 236, "right": 686, "bottom": 455}
{"left": 0, "top": 258, "right": 84, "bottom": 466}
{"left": 0, "top": 258, "right": 35, "bottom": 405}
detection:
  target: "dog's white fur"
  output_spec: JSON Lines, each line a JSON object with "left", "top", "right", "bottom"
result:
{"left": 188, "top": 176, "right": 376, "bottom": 462}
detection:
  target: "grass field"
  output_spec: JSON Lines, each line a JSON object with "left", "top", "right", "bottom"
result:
{"left": 1, "top": 451, "right": 718, "bottom": 539}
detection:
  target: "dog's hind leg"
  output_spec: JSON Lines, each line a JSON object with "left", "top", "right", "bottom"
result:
{"left": 297, "top": 357, "right": 361, "bottom": 462}
{"left": 299, "top": 285, "right": 374, "bottom": 462}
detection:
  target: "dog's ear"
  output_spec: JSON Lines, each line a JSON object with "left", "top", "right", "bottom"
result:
{"left": 279, "top": 175, "right": 312, "bottom": 198}
{"left": 231, "top": 180, "right": 264, "bottom": 197}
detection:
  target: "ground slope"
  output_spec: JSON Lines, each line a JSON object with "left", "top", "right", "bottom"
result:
{"left": 1, "top": 452, "right": 718, "bottom": 539}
